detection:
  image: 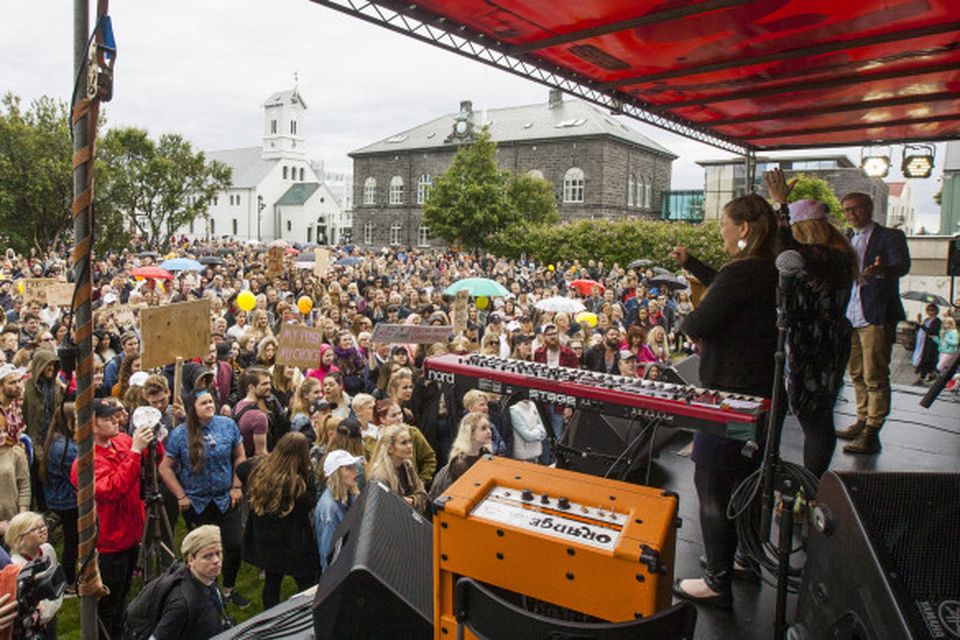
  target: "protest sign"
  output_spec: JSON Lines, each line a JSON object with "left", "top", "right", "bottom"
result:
{"left": 22, "top": 278, "right": 59, "bottom": 304}
{"left": 371, "top": 324, "right": 453, "bottom": 345}
{"left": 314, "top": 248, "right": 330, "bottom": 278}
{"left": 276, "top": 324, "right": 325, "bottom": 370}
{"left": 140, "top": 299, "right": 211, "bottom": 369}
{"left": 267, "top": 246, "right": 284, "bottom": 278}
{"left": 45, "top": 283, "right": 75, "bottom": 307}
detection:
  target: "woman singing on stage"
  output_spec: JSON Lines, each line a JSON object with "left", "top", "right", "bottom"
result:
{"left": 670, "top": 193, "right": 779, "bottom": 609}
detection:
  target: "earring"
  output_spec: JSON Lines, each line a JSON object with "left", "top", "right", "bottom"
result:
{"left": 737, "top": 239, "right": 748, "bottom": 251}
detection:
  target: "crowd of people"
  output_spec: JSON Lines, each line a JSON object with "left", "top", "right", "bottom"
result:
{"left": 0, "top": 167, "right": 955, "bottom": 635}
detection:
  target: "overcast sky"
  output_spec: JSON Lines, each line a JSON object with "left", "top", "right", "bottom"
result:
{"left": 2, "top": 0, "right": 945, "bottom": 230}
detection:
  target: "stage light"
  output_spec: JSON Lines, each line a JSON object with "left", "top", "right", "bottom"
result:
{"left": 861, "top": 155, "right": 890, "bottom": 178}
{"left": 901, "top": 144, "right": 935, "bottom": 179}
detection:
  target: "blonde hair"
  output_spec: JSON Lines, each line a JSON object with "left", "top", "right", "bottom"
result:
{"left": 462, "top": 389, "right": 488, "bottom": 412}
{"left": 449, "top": 412, "right": 490, "bottom": 460}
{"left": 326, "top": 465, "right": 361, "bottom": 503}
{"left": 352, "top": 393, "right": 376, "bottom": 414}
{"left": 368, "top": 424, "right": 411, "bottom": 492}
{"left": 4, "top": 511, "right": 44, "bottom": 554}
{"left": 790, "top": 218, "right": 858, "bottom": 280}
{"left": 181, "top": 524, "right": 221, "bottom": 558}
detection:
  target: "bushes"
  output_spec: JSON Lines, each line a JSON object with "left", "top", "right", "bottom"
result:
{"left": 488, "top": 218, "right": 727, "bottom": 271}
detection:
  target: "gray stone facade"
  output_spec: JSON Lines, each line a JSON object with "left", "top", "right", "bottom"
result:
{"left": 350, "top": 94, "right": 675, "bottom": 247}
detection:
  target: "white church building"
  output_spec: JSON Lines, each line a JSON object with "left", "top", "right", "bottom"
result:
{"left": 183, "top": 89, "right": 347, "bottom": 245}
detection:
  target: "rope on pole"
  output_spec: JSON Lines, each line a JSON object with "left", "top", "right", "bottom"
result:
{"left": 72, "top": 1, "right": 114, "bottom": 636}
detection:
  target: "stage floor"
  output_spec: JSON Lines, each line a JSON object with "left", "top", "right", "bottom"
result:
{"left": 656, "top": 380, "right": 960, "bottom": 640}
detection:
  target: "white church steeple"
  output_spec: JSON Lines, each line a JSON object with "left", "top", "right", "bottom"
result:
{"left": 261, "top": 86, "right": 306, "bottom": 160}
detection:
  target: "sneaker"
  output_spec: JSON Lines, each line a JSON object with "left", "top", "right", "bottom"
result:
{"left": 224, "top": 590, "right": 251, "bottom": 609}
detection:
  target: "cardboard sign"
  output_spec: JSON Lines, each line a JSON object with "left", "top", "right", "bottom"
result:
{"left": 276, "top": 324, "right": 325, "bottom": 370}
{"left": 267, "top": 246, "right": 284, "bottom": 278}
{"left": 314, "top": 248, "right": 330, "bottom": 278}
{"left": 453, "top": 290, "right": 469, "bottom": 337}
{"left": 45, "top": 283, "right": 75, "bottom": 307}
{"left": 22, "top": 278, "right": 59, "bottom": 304}
{"left": 371, "top": 323, "right": 453, "bottom": 345}
{"left": 140, "top": 299, "right": 212, "bottom": 369}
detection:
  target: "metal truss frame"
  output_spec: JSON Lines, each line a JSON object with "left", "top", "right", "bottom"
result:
{"left": 309, "top": 0, "right": 752, "bottom": 156}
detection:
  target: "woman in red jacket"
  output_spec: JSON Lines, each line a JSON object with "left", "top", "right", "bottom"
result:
{"left": 70, "top": 398, "right": 156, "bottom": 640}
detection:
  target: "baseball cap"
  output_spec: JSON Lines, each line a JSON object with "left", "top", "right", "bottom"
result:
{"left": 102, "top": 293, "right": 118, "bottom": 305}
{"left": 93, "top": 399, "right": 123, "bottom": 419}
{"left": 323, "top": 449, "right": 364, "bottom": 478}
{"left": 129, "top": 371, "right": 149, "bottom": 387}
{"left": 618, "top": 349, "right": 637, "bottom": 361}
{"left": 0, "top": 364, "right": 26, "bottom": 382}
{"left": 505, "top": 320, "right": 521, "bottom": 333}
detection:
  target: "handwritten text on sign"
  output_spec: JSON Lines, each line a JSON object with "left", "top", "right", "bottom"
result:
{"left": 276, "top": 324, "right": 325, "bottom": 370}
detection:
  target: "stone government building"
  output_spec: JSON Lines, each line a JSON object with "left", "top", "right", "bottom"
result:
{"left": 349, "top": 89, "right": 677, "bottom": 247}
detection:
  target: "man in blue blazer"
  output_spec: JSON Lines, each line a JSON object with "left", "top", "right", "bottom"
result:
{"left": 837, "top": 192, "right": 911, "bottom": 454}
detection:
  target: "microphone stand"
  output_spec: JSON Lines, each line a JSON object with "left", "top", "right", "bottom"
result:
{"left": 759, "top": 251, "right": 803, "bottom": 640}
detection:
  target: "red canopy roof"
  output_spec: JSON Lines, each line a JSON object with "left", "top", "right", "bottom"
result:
{"left": 313, "top": 0, "right": 960, "bottom": 153}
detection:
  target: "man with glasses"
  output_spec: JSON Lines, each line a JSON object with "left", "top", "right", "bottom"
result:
{"left": 837, "top": 192, "right": 910, "bottom": 455}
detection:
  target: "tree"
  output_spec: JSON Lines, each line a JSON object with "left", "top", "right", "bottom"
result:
{"left": 423, "top": 127, "right": 557, "bottom": 252}
{"left": 0, "top": 93, "right": 73, "bottom": 253}
{"left": 784, "top": 172, "right": 844, "bottom": 224}
{"left": 97, "top": 128, "right": 231, "bottom": 250}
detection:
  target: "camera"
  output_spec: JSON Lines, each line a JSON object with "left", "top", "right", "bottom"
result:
{"left": 15, "top": 555, "right": 66, "bottom": 639}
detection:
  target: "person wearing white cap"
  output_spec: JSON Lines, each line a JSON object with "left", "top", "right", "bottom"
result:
{"left": 314, "top": 448, "right": 363, "bottom": 572}
{"left": 766, "top": 169, "right": 858, "bottom": 475}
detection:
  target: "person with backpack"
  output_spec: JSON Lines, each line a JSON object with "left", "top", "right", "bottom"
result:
{"left": 126, "top": 525, "right": 230, "bottom": 640}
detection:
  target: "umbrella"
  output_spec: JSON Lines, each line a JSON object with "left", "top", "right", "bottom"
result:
{"left": 285, "top": 247, "right": 300, "bottom": 255}
{"left": 535, "top": 296, "right": 586, "bottom": 313}
{"left": 296, "top": 252, "right": 316, "bottom": 262}
{"left": 627, "top": 259, "right": 652, "bottom": 270}
{"left": 198, "top": 256, "right": 224, "bottom": 266}
{"left": 648, "top": 274, "right": 689, "bottom": 291}
{"left": 160, "top": 258, "right": 203, "bottom": 272}
{"left": 569, "top": 279, "right": 605, "bottom": 295}
{"left": 131, "top": 266, "right": 173, "bottom": 280}
{"left": 651, "top": 266, "right": 673, "bottom": 277}
{"left": 444, "top": 277, "right": 510, "bottom": 298}
{"left": 216, "top": 247, "right": 235, "bottom": 256}
{"left": 902, "top": 291, "right": 951, "bottom": 307}
{"left": 137, "top": 251, "right": 160, "bottom": 259}
{"left": 337, "top": 256, "right": 362, "bottom": 266}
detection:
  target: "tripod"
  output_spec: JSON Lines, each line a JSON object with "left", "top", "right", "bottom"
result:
{"left": 138, "top": 439, "right": 176, "bottom": 583}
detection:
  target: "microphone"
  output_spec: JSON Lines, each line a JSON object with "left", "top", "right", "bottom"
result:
{"left": 775, "top": 250, "right": 805, "bottom": 297}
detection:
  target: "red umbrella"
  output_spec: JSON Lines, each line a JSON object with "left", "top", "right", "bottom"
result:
{"left": 285, "top": 247, "right": 300, "bottom": 255}
{"left": 131, "top": 266, "right": 173, "bottom": 280}
{"left": 569, "top": 279, "right": 605, "bottom": 295}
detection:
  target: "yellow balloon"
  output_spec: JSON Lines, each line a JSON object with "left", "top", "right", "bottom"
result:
{"left": 237, "top": 290, "right": 256, "bottom": 312}
{"left": 17, "top": 280, "right": 24, "bottom": 294}
{"left": 575, "top": 311, "right": 598, "bottom": 327}
{"left": 475, "top": 296, "right": 489, "bottom": 310}
{"left": 547, "top": 264, "right": 555, "bottom": 272}
{"left": 297, "top": 295, "right": 313, "bottom": 315}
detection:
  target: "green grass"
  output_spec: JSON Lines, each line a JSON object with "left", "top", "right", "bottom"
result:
{"left": 54, "top": 516, "right": 302, "bottom": 640}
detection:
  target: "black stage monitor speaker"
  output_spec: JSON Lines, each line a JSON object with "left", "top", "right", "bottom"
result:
{"left": 791, "top": 471, "right": 960, "bottom": 640}
{"left": 313, "top": 482, "right": 433, "bottom": 640}
{"left": 671, "top": 354, "right": 700, "bottom": 387}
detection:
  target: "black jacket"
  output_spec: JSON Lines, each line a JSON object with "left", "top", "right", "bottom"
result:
{"left": 150, "top": 568, "right": 228, "bottom": 640}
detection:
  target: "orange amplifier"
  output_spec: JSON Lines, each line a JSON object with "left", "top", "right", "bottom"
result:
{"left": 433, "top": 456, "right": 678, "bottom": 639}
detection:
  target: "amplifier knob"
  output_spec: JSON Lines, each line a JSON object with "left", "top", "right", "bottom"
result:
{"left": 540, "top": 494, "right": 550, "bottom": 505}
{"left": 558, "top": 497, "right": 571, "bottom": 510}
{"left": 521, "top": 489, "right": 534, "bottom": 502}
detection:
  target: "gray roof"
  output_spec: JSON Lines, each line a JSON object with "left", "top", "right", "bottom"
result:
{"left": 350, "top": 98, "right": 676, "bottom": 158}
{"left": 206, "top": 147, "right": 277, "bottom": 189}
{"left": 262, "top": 89, "right": 307, "bottom": 109}
{"left": 276, "top": 182, "right": 321, "bottom": 206}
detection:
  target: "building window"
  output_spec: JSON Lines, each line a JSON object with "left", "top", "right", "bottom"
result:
{"left": 283, "top": 166, "right": 288, "bottom": 180}
{"left": 270, "top": 120, "right": 277, "bottom": 134}
{"left": 390, "top": 222, "right": 403, "bottom": 246}
{"left": 189, "top": 219, "right": 194, "bottom": 234}
{"left": 209, "top": 219, "right": 215, "bottom": 235}
{"left": 563, "top": 167, "right": 584, "bottom": 203}
{"left": 363, "top": 177, "right": 377, "bottom": 206}
{"left": 417, "top": 224, "right": 430, "bottom": 247}
{"left": 389, "top": 176, "right": 404, "bottom": 205}
{"left": 363, "top": 221, "right": 374, "bottom": 245}
{"left": 287, "top": 220, "right": 292, "bottom": 232}
{"left": 290, "top": 120, "right": 297, "bottom": 135}
{"left": 307, "top": 226, "right": 313, "bottom": 243}
{"left": 213, "top": 196, "right": 218, "bottom": 206}
{"left": 299, "top": 168, "right": 304, "bottom": 181}
{"left": 627, "top": 174, "right": 635, "bottom": 207}
{"left": 232, "top": 219, "right": 238, "bottom": 235}
{"left": 416, "top": 174, "right": 433, "bottom": 205}
{"left": 644, "top": 179, "right": 652, "bottom": 208}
